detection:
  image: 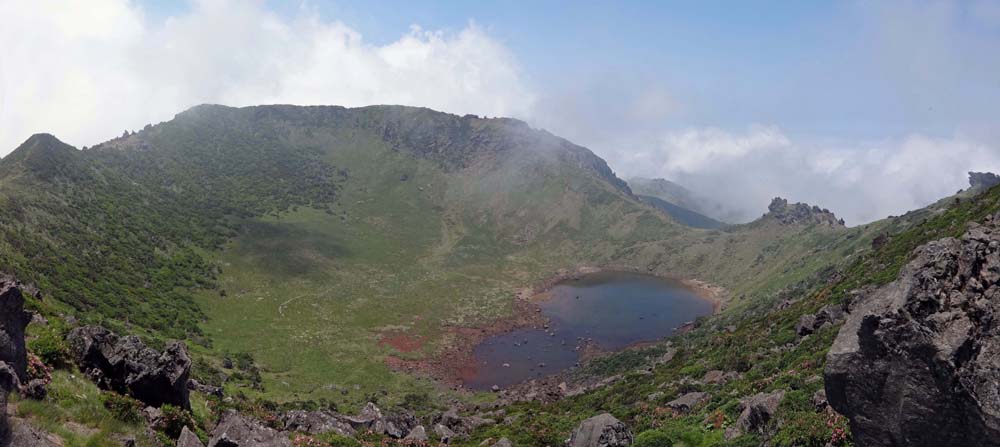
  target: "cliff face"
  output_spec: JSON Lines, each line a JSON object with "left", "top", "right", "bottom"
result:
{"left": 825, "top": 214, "right": 1000, "bottom": 447}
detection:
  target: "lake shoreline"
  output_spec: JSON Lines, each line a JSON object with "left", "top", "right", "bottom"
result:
{"left": 383, "top": 266, "right": 727, "bottom": 391}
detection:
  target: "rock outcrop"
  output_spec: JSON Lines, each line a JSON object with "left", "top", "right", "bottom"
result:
{"left": 281, "top": 402, "right": 425, "bottom": 440}
{"left": 665, "top": 392, "right": 708, "bottom": 413}
{"left": 209, "top": 410, "right": 291, "bottom": 447}
{"left": 0, "top": 276, "right": 32, "bottom": 387}
{"left": 725, "top": 390, "right": 785, "bottom": 439}
{"left": 432, "top": 408, "right": 495, "bottom": 439}
{"left": 433, "top": 423, "right": 457, "bottom": 443}
{"left": 565, "top": 413, "right": 633, "bottom": 447}
{"left": 403, "top": 425, "right": 427, "bottom": 443}
{"left": 0, "top": 276, "right": 34, "bottom": 447}
{"left": 67, "top": 326, "right": 191, "bottom": 409}
{"left": 795, "top": 304, "right": 846, "bottom": 336}
{"left": 968, "top": 171, "right": 1000, "bottom": 191}
{"left": 4, "top": 418, "right": 61, "bottom": 447}
{"left": 178, "top": 426, "right": 206, "bottom": 447}
{"left": 765, "top": 198, "right": 844, "bottom": 226}
{"left": 825, "top": 214, "right": 1000, "bottom": 447}
{"left": 281, "top": 410, "right": 354, "bottom": 437}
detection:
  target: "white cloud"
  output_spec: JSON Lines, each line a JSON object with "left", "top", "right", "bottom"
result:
{"left": 0, "top": 0, "right": 533, "bottom": 153}
{"left": 618, "top": 126, "right": 1000, "bottom": 225}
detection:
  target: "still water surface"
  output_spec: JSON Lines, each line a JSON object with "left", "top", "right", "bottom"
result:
{"left": 461, "top": 271, "right": 713, "bottom": 390}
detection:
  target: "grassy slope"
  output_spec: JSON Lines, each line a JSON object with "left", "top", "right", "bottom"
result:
{"left": 189, "top": 111, "right": 687, "bottom": 406}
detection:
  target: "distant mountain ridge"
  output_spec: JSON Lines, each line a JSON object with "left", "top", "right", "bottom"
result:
{"left": 628, "top": 177, "right": 737, "bottom": 223}
{"left": 636, "top": 194, "right": 726, "bottom": 229}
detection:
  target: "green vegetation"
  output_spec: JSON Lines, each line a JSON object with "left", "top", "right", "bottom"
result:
{"left": 11, "top": 371, "right": 157, "bottom": 446}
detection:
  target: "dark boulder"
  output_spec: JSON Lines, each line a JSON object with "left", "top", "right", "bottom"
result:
{"left": 794, "top": 314, "right": 817, "bottom": 336}
{"left": 811, "top": 389, "right": 828, "bottom": 411}
{"left": 565, "top": 413, "right": 633, "bottom": 447}
{"left": 0, "top": 392, "right": 8, "bottom": 445}
{"left": 825, "top": 215, "right": 1000, "bottom": 447}
{"left": 0, "top": 362, "right": 18, "bottom": 394}
{"left": 208, "top": 410, "right": 291, "bottom": 447}
{"left": 67, "top": 326, "right": 191, "bottom": 409}
{"left": 0, "top": 276, "right": 32, "bottom": 386}
{"left": 23, "top": 379, "right": 47, "bottom": 400}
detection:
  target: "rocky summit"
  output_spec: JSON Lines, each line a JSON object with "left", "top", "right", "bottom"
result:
{"left": 825, "top": 213, "right": 1000, "bottom": 447}
{"left": 766, "top": 197, "right": 845, "bottom": 226}
{"left": 969, "top": 171, "right": 1000, "bottom": 191}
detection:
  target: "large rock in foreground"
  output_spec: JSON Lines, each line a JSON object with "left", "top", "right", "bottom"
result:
{"left": 825, "top": 215, "right": 1000, "bottom": 447}
{"left": 566, "top": 413, "right": 633, "bottom": 447}
{"left": 0, "top": 276, "right": 32, "bottom": 386}
{"left": 67, "top": 326, "right": 191, "bottom": 409}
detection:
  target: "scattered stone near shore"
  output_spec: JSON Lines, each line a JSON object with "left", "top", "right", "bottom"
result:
{"left": 826, "top": 214, "right": 1000, "bottom": 447}
{"left": 67, "top": 325, "right": 192, "bottom": 409}
{"left": 566, "top": 413, "right": 633, "bottom": 447}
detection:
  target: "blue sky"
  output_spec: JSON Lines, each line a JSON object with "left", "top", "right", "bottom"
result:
{"left": 3, "top": 0, "right": 1000, "bottom": 223}
{"left": 137, "top": 0, "right": 998, "bottom": 140}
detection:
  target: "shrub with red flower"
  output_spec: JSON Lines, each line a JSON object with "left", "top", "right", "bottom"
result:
{"left": 26, "top": 352, "right": 52, "bottom": 384}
